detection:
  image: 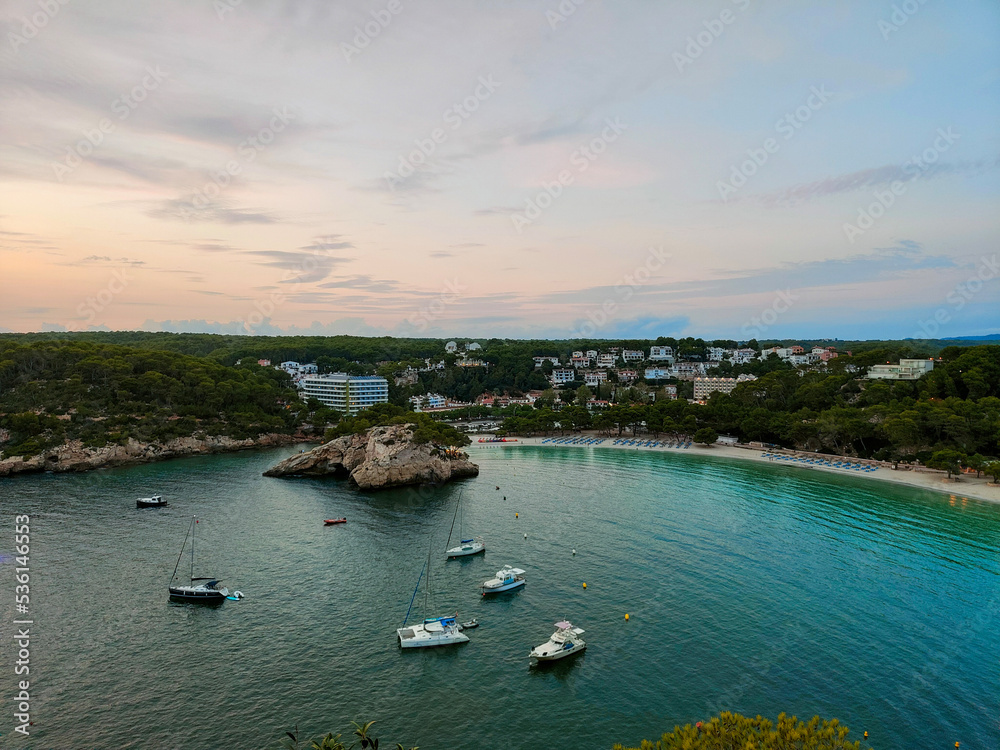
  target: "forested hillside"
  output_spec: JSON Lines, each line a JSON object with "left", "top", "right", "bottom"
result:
{"left": 0, "top": 340, "right": 304, "bottom": 457}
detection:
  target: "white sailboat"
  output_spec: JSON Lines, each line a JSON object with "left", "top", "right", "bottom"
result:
{"left": 481, "top": 565, "right": 526, "bottom": 595}
{"left": 529, "top": 621, "right": 586, "bottom": 664}
{"left": 445, "top": 491, "right": 485, "bottom": 558}
{"left": 396, "top": 542, "right": 469, "bottom": 648}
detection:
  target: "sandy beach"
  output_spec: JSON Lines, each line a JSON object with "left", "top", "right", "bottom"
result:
{"left": 472, "top": 435, "right": 1000, "bottom": 505}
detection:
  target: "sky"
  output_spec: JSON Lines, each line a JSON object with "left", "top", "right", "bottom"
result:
{"left": 1, "top": 0, "right": 998, "bottom": 341}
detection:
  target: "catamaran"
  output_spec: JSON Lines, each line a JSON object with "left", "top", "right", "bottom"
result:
{"left": 168, "top": 516, "right": 235, "bottom": 603}
{"left": 445, "top": 491, "right": 485, "bottom": 558}
{"left": 481, "top": 565, "right": 526, "bottom": 595}
{"left": 396, "top": 542, "right": 469, "bottom": 648}
{"left": 529, "top": 621, "right": 586, "bottom": 664}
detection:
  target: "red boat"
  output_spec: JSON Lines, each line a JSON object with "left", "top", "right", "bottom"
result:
{"left": 324, "top": 518, "right": 347, "bottom": 525}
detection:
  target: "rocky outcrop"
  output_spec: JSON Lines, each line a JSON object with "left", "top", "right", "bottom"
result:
{"left": 0, "top": 433, "right": 306, "bottom": 477}
{"left": 263, "top": 423, "right": 479, "bottom": 490}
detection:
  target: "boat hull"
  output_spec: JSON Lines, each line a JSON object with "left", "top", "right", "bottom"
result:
{"left": 482, "top": 579, "right": 525, "bottom": 594}
{"left": 137, "top": 500, "right": 167, "bottom": 508}
{"left": 396, "top": 628, "right": 470, "bottom": 648}
{"left": 530, "top": 643, "right": 586, "bottom": 663}
{"left": 447, "top": 542, "right": 485, "bottom": 558}
{"left": 168, "top": 588, "right": 227, "bottom": 603}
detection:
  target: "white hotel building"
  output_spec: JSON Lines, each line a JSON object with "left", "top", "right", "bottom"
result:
{"left": 301, "top": 373, "right": 389, "bottom": 415}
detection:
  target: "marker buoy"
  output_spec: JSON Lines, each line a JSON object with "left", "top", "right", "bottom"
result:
{"left": 625, "top": 613, "right": 629, "bottom": 621}
{"left": 582, "top": 582, "right": 587, "bottom": 589}
{"left": 572, "top": 549, "right": 576, "bottom": 555}
{"left": 524, "top": 533, "right": 527, "bottom": 539}
{"left": 515, "top": 513, "right": 518, "bottom": 518}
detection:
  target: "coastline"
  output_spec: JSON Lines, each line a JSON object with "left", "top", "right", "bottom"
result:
{"left": 472, "top": 435, "right": 1000, "bottom": 505}
{"left": 0, "top": 432, "right": 318, "bottom": 478}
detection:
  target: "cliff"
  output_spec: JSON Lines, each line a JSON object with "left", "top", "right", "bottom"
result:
{"left": 262, "top": 423, "right": 479, "bottom": 490}
{"left": 0, "top": 433, "right": 305, "bottom": 477}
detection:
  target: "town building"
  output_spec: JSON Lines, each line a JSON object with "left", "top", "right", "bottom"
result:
{"left": 649, "top": 345, "right": 674, "bottom": 361}
{"left": 729, "top": 348, "right": 756, "bottom": 365}
{"left": 301, "top": 373, "right": 389, "bottom": 415}
{"left": 693, "top": 377, "right": 740, "bottom": 401}
{"left": 466, "top": 342, "right": 482, "bottom": 351}
{"left": 585, "top": 349, "right": 598, "bottom": 359}
{"left": 622, "top": 349, "right": 644, "bottom": 362}
{"left": 549, "top": 368, "right": 576, "bottom": 385}
{"left": 257, "top": 359, "right": 271, "bottom": 366}
{"left": 644, "top": 367, "right": 672, "bottom": 381}
{"left": 410, "top": 393, "right": 447, "bottom": 411}
{"left": 570, "top": 355, "right": 591, "bottom": 368}
{"left": 866, "top": 359, "right": 936, "bottom": 381}
{"left": 584, "top": 371, "right": 608, "bottom": 387}
{"left": 445, "top": 341, "right": 458, "bottom": 353}
{"left": 533, "top": 356, "right": 561, "bottom": 368}
{"left": 615, "top": 369, "right": 638, "bottom": 383}
{"left": 659, "top": 385, "right": 678, "bottom": 400}
{"left": 707, "top": 347, "right": 726, "bottom": 361}
{"left": 596, "top": 354, "right": 617, "bottom": 368}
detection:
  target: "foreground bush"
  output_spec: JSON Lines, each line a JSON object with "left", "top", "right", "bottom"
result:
{"left": 612, "top": 712, "right": 868, "bottom": 750}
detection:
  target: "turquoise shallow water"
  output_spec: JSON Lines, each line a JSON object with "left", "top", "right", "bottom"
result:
{"left": 1, "top": 444, "right": 998, "bottom": 749}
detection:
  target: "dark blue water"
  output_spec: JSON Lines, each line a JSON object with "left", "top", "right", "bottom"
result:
{"left": 0, "top": 444, "right": 997, "bottom": 749}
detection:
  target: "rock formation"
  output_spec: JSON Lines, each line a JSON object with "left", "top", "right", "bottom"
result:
{"left": 0, "top": 433, "right": 303, "bottom": 477}
{"left": 263, "top": 423, "right": 479, "bottom": 490}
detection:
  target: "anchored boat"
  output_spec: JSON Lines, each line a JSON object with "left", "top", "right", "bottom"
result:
{"left": 396, "top": 541, "right": 469, "bottom": 648}
{"left": 137, "top": 494, "right": 167, "bottom": 508}
{"left": 529, "top": 621, "right": 586, "bottom": 664}
{"left": 445, "top": 491, "right": 485, "bottom": 558}
{"left": 168, "top": 516, "right": 237, "bottom": 603}
{"left": 481, "top": 565, "right": 526, "bottom": 595}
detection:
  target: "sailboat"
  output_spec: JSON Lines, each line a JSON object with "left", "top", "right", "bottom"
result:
{"left": 396, "top": 541, "right": 469, "bottom": 648}
{"left": 168, "top": 516, "right": 236, "bottom": 603}
{"left": 445, "top": 491, "right": 485, "bottom": 558}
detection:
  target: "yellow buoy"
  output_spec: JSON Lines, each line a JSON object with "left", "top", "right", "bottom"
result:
{"left": 515, "top": 513, "right": 518, "bottom": 518}
{"left": 582, "top": 582, "right": 587, "bottom": 589}
{"left": 625, "top": 613, "right": 630, "bottom": 621}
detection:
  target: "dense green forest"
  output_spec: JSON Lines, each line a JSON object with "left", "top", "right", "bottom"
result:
{"left": 0, "top": 339, "right": 305, "bottom": 457}
{"left": 498, "top": 345, "right": 1000, "bottom": 468}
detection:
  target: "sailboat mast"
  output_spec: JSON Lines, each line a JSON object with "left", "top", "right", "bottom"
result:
{"left": 445, "top": 490, "right": 463, "bottom": 550}
{"left": 190, "top": 515, "right": 196, "bottom": 582}
{"left": 170, "top": 517, "right": 193, "bottom": 584}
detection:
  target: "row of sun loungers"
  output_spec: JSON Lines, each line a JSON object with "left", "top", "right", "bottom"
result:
{"left": 612, "top": 439, "right": 691, "bottom": 449}
{"left": 541, "top": 437, "right": 606, "bottom": 445}
{"left": 762, "top": 452, "right": 878, "bottom": 472}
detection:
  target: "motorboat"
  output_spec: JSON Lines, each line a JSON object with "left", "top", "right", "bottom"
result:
{"left": 397, "top": 615, "right": 469, "bottom": 648}
{"left": 168, "top": 516, "right": 235, "bottom": 604}
{"left": 481, "top": 565, "right": 526, "bottom": 595}
{"left": 529, "top": 621, "right": 586, "bottom": 664}
{"left": 459, "top": 619, "right": 479, "bottom": 630}
{"left": 324, "top": 518, "right": 347, "bottom": 525}
{"left": 137, "top": 494, "right": 167, "bottom": 508}
{"left": 447, "top": 537, "right": 485, "bottom": 558}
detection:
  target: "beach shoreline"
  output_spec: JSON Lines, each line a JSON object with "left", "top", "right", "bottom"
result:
{"left": 470, "top": 435, "right": 1000, "bottom": 505}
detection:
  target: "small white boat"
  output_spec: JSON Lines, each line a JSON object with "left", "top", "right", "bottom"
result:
{"left": 481, "top": 565, "right": 526, "bottom": 595}
{"left": 137, "top": 494, "right": 167, "bottom": 508}
{"left": 529, "top": 620, "right": 586, "bottom": 664}
{"left": 447, "top": 537, "right": 485, "bottom": 558}
{"left": 397, "top": 615, "right": 470, "bottom": 648}
{"left": 445, "top": 491, "right": 485, "bottom": 558}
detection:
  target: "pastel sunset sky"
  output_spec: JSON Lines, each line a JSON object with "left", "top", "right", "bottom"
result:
{"left": 1, "top": 0, "right": 998, "bottom": 339}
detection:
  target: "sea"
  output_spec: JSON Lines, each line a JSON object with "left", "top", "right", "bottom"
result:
{"left": 0, "top": 443, "right": 997, "bottom": 749}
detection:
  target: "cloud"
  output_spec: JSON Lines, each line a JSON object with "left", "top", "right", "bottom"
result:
{"left": 146, "top": 199, "right": 282, "bottom": 224}
{"left": 245, "top": 250, "right": 351, "bottom": 284}
{"left": 756, "top": 156, "right": 1000, "bottom": 206}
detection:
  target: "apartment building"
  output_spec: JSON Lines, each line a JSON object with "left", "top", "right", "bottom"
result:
{"left": 301, "top": 373, "right": 389, "bottom": 415}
